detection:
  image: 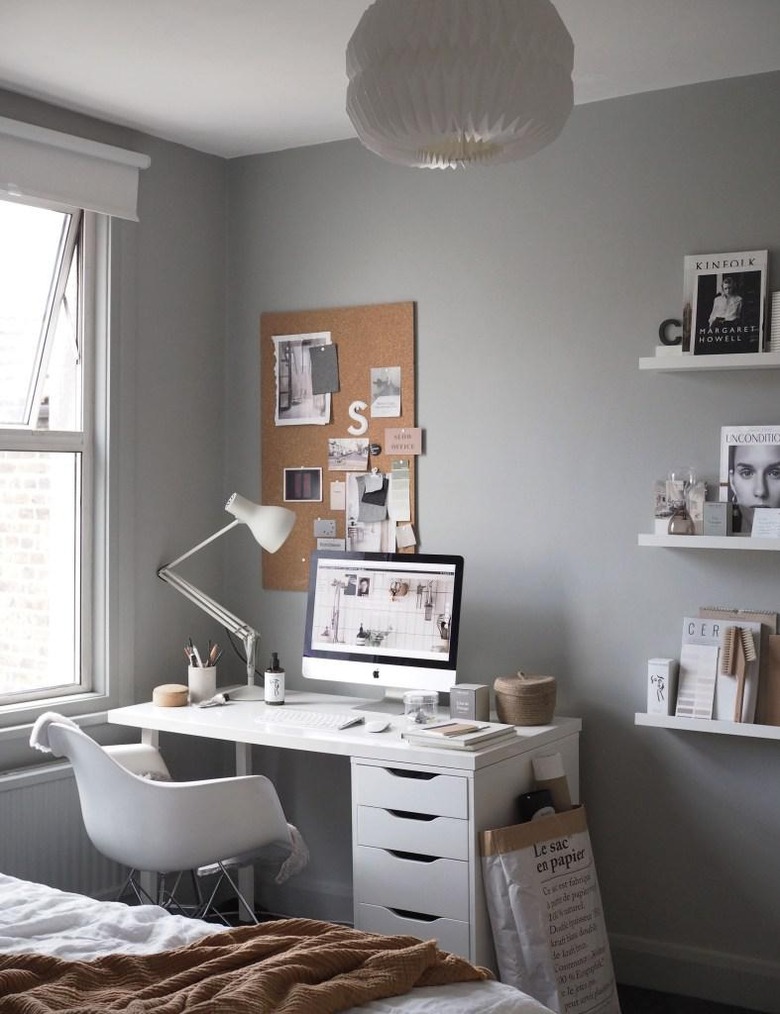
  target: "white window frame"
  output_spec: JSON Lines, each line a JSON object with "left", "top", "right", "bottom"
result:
{"left": 0, "top": 117, "right": 148, "bottom": 755}
{"left": 0, "top": 203, "right": 109, "bottom": 726}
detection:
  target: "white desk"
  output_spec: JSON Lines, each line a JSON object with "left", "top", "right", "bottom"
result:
{"left": 107, "top": 691, "right": 581, "bottom": 970}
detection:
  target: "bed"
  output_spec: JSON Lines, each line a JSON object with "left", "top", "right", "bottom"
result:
{"left": 0, "top": 872, "right": 554, "bottom": 1013}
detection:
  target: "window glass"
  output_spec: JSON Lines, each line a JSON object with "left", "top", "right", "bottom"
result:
{"left": 0, "top": 451, "right": 80, "bottom": 699}
{"left": 0, "top": 202, "right": 72, "bottom": 429}
{"left": 0, "top": 197, "right": 88, "bottom": 705}
{"left": 42, "top": 239, "right": 81, "bottom": 432}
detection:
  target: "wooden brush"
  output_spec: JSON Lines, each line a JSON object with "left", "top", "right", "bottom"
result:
{"left": 733, "top": 627, "right": 757, "bottom": 723}
{"left": 720, "top": 626, "right": 737, "bottom": 677}
{"left": 732, "top": 631, "right": 747, "bottom": 723}
{"left": 720, "top": 625, "right": 746, "bottom": 723}
{"left": 740, "top": 626, "right": 758, "bottom": 664}
{"left": 720, "top": 625, "right": 758, "bottom": 723}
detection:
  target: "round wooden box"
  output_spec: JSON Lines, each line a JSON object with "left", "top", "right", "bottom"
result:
{"left": 493, "top": 672, "right": 557, "bottom": 726}
{"left": 152, "top": 683, "right": 189, "bottom": 708}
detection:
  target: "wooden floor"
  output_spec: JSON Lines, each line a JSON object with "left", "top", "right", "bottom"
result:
{"left": 618, "top": 984, "right": 758, "bottom": 1013}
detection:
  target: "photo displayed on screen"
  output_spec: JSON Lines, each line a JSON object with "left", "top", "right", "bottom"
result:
{"left": 305, "top": 553, "right": 462, "bottom": 666}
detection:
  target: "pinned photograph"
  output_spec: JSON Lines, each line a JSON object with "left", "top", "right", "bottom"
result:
{"left": 327, "top": 437, "right": 369, "bottom": 471}
{"left": 284, "top": 467, "right": 323, "bottom": 503}
{"left": 273, "top": 332, "right": 331, "bottom": 425}
{"left": 370, "top": 366, "right": 401, "bottom": 417}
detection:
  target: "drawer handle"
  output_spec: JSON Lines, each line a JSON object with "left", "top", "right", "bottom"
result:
{"left": 387, "top": 809, "right": 437, "bottom": 822}
{"left": 388, "top": 849, "right": 437, "bottom": 863}
{"left": 386, "top": 768, "right": 438, "bottom": 781}
{"left": 388, "top": 908, "right": 440, "bottom": 923}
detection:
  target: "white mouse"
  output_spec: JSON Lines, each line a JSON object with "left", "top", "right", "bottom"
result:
{"left": 364, "top": 719, "right": 391, "bottom": 733}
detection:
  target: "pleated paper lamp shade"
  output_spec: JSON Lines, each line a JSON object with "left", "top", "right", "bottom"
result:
{"left": 346, "top": 0, "right": 574, "bottom": 169}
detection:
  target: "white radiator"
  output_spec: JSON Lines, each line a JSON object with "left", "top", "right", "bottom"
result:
{"left": 0, "top": 762, "right": 123, "bottom": 898}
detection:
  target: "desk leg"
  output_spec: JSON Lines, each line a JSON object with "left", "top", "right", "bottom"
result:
{"left": 139, "top": 729, "right": 161, "bottom": 902}
{"left": 141, "top": 729, "right": 159, "bottom": 749}
{"left": 235, "top": 742, "right": 255, "bottom": 922}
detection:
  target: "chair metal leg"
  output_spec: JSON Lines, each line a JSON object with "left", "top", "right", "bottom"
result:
{"left": 216, "top": 862, "right": 259, "bottom": 924}
{"left": 194, "top": 862, "right": 259, "bottom": 925}
{"left": 194, "top": 873, "right": 233, "bottom": 926}
{"left": 117, "top": 864, "right": 259, "bottom": 925}
{"left": 115, "top": 870, "right": 156, "bottom": 907}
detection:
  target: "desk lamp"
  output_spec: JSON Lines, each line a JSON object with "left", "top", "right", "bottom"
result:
{"left": 157, "top": 493, "right": 295, "bottom": 687}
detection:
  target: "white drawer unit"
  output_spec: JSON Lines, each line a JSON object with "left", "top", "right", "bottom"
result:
{"left": 353, "top": 761, "right": 471, "bottom": 956}
{"left": 351, "top": 729, "right": 580, "bottom": 971}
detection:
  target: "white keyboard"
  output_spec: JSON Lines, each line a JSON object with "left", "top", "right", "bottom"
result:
{"left": 256, "top": 707, "right": 363, "bottom": 731}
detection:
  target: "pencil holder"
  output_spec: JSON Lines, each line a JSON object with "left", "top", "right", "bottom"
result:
{"left": 188, "top": 665, "right": 217, "bottom": 704}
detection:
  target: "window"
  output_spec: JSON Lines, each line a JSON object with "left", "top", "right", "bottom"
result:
{"left": 0, "top": 197, "right": 99, "bottom": 708}
{"left": 0, "top": 116, "right": 148, "bottom": 731}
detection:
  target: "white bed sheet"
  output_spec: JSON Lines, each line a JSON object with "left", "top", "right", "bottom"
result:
{"left": 0, "top": 873, "right": 551, "bottom": 1013}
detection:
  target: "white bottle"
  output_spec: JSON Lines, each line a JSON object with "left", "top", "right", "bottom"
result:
{"left": 264, "top": 652, "right": 285, "bottom": 705}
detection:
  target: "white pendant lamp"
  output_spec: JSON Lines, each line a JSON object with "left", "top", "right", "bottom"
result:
{"left": 346, "top": 0, "right": 574, "bottom": 169}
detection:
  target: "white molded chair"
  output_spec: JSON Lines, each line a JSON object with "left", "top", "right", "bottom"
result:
{"left": 45, "top": 720, "right": 295, "bottom": 923}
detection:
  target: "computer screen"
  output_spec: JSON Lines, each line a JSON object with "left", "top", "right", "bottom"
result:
{"left": 302, "top": 551, "right": 464, "bottom": 701}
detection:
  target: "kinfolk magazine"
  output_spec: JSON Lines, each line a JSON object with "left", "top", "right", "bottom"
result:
{"left": 684, "top": 250, "right": 767, "bottom": 355}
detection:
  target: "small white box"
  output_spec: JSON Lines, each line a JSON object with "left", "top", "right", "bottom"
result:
{"left": 647, "top": 658, "right": 678, "bottom": 715}
{"left": 450, "top": 684, "right": 490, "bottom": 722}
{"left": 702, "top": 501, "right": 732, "bottom": 536}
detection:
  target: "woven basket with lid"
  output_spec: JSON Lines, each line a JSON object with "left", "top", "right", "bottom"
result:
{"left": 493, "top": 672, "right": 557, "bottom": 726}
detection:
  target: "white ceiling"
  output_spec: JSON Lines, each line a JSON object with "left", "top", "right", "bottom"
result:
{"left": 1, "top": 0, "right": 780, "bottom": 159}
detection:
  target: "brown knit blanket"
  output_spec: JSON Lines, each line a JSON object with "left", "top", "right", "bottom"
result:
{"left": 0, "top": 917, "right": 492, "bottom": 1013}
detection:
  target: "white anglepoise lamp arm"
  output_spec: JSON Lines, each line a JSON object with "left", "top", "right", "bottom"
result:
{"left": 157, "top": 494, "right": 296, "bottom": 686}
{"left": 157, "top": 561, "right": 261, "bottom": 686}
{"left": 157, "top": 567, "right": 260, "bottom": 684}
{"left": 160, "top": 520, "right": 241, "bottom": 572}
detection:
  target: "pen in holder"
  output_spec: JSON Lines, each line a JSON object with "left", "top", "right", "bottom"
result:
{"left": 188, "top": 665, "right": 217, "bottom": 704}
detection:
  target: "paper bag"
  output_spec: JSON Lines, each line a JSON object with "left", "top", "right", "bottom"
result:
{"left": 480, "top": 806, "right": 620, "bottom": 1014}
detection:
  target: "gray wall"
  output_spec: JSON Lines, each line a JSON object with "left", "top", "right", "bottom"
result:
{"left": 225, "top": 72, "right": 780, "bottom": 1008}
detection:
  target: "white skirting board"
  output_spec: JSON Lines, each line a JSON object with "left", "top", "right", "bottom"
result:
{"left": 611, "top": 932, "right": 780, "bottom": 1010}
{"left": 0, "top": 762, "right": 123, "bottom": 898}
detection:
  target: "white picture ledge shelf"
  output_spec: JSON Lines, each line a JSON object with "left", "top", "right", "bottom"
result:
{"left": 638, "top": 534, "right": 780, "bottom": 551}
{"left": 635, "top": 713, "right": 780, "bottom": 741}
{"left": 638, "top": 352, "right": 780, "bottom": 372}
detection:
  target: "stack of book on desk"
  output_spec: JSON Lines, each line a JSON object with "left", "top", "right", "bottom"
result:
{"left": 402, "top": 720, "right": 518, "bottom": 751}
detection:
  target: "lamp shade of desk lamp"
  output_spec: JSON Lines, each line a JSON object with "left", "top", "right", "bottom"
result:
{"left": 157, "top": 493, "right": 295, "bottom": 686}
{"left": 224, "top": 493, "right": 296, "bottom": 553}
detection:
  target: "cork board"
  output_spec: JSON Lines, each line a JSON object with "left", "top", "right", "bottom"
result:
{"left": 261, "top": 301, "right": 416, "bottom": 591}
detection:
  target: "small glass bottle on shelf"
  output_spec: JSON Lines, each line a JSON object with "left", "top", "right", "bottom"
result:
{"left": 666, "top": 467, "right": 698, "bottom": 535}
{"left": 667, "top": 503, "right": 695, "bottom": 535}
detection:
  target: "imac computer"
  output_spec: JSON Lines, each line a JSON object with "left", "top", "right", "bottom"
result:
{"left": 303, "top": 551, "right": 464, "bottom": 707}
